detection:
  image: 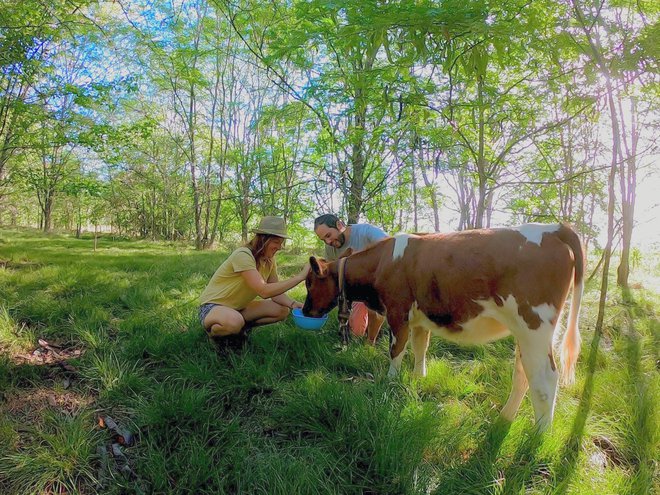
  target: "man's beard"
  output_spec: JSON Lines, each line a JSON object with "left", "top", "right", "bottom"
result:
{"left": 335, "top": 232, "right": 346, "bottom": 248}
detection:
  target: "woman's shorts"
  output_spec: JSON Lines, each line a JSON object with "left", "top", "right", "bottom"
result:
{"left": 198, "top": 303, "right": 219, "bottom": 328}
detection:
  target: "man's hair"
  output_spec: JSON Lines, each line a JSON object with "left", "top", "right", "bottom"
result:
{"left": 314, "top": 214, "right": 342, "bottom": 230}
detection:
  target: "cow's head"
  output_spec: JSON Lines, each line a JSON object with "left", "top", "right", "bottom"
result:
{"left": 302, "top": 256, "right": 340, "bottom": 317}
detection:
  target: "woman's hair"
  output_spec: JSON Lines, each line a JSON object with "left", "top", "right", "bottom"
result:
{"left": 246, "top": 234, "right": 280, "bottom": 267}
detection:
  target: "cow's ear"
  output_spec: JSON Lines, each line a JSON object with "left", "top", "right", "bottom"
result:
{"left": 338, "top": 248, "right": 353, "bottom": 259}
{"left": 309, "top": 256, "right": 327, "bottom": 277}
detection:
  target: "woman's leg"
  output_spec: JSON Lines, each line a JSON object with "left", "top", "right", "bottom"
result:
{"left": 203, "top": 305, "right": 246, "bottom": 337}
{"left": 240, "top": 300, "right": 290, "bottom": 328}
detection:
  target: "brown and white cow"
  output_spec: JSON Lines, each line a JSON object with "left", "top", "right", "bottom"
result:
{"left": 303, "top": 223, "right": 584, "bottom": 430}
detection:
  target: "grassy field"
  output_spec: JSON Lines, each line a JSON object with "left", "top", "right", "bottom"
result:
{"left": 0, "top": 228, "right": 657, "bottom": 495}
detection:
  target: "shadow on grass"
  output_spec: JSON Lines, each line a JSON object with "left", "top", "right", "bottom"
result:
{"left": 431, "top": 417, "right": 513, "bottom": 495}
{"left": 618, "top": 289, "right": 656, "bottom": 495}
{"left": 552, "top": 319, "right": 602, "bottom": 494}
{"left": 498, "top": 429, "right": 546, "bottom": 494}
{"left": 554, "top": 287, "right": 657, "bottom": 494}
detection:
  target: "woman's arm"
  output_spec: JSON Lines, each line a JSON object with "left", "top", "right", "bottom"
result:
{"left": 271, "top": 293, "right": 302, "bottom": 309}
{"left": 267, "top": 272, "right": 300, "bottom": 308}
{"left": 240, "top": 263, "right": 309, "bottom": 300}
{"left": 267, "top": 271, "right": 303, "bottom": 309}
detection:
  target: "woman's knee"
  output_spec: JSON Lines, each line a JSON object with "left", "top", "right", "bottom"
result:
{"left": 224, "top": 313, "right": 246, "bottom": 332}
{"left": 205, "top": 310, "right": 245, "bottom": 336}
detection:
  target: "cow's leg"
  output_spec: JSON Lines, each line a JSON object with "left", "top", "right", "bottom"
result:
{"left": 388, "top": 322, "right": 410, "bottom": 377}
{"left": 410, "top": 326, "right": 431, "bottom": 377}
{"left": 366, "top": 309, "right": 385, "bottom": 344}
{"left": 517, "top": 324, "right": 559, "bottom": 431}
{"left": 500, "top": 344, "right": 528, "bottom": 421}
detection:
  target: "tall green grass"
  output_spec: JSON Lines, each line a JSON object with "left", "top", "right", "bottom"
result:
{"left": 0, "top": 228, "right": 657, "bottom": 494}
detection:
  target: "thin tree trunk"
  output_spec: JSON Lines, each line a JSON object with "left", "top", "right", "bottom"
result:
{"left": 348, "top": 100, "right": 366, "bottom": 224}
{"left": 475, "top": 77, "right": 487, "bottom": 230}
{"left": 411, "top": 153, "right": 418, "bottom": 232}
{"left": 572, "top": 0, "right": 623, "bottom": 335}
{"left": 617, "top": 93, "right": 638, "bottom": 287}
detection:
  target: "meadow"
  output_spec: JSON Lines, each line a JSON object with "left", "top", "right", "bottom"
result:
{"left": 0, "top": 228, "right": 657, "bottom": 495}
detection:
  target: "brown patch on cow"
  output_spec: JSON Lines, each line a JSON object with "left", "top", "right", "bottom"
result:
{"left": 390, "top": 323, "right": 410, "bottom": 358}
{"left": 429, "top": 277, "right": 441, "bottom": 301}
{"left": 338, "top": 248, "right": 353, "bottom": 259}
{"left": 517, "top": 301, "right": 542, "bottom": 330}
{"left": 427, "top": 312, "right": 454, "bottom": 328}
{"left": 548, "top": 351, "right": 556, "bottom": 371}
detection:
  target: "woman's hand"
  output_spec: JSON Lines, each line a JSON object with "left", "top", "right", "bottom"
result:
{"left": 291, "top": 300, "right": 304, "bottom": 310}
{"left": 297, "top": 262, "right": 311, "bottom": 281}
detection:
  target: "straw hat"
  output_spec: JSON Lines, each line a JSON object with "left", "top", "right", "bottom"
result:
{"left": 251, "top": 216, "right": 291, "bottom": 239}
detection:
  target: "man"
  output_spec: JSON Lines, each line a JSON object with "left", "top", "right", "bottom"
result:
{"left": 313, "top": 214, "right": 388, "bottom": 343}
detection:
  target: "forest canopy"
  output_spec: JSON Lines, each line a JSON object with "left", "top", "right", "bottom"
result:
{"left": 0, "top": 0, "right": 658, "bottom": 257}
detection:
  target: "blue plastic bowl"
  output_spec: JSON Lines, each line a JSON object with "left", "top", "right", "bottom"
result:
{"left": 291, "top": 308, "right": 328, "bottom": 330}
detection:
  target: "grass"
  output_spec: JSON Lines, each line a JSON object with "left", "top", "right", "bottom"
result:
{"left": 0, "top": 227, "right": 658, "bottom": 494}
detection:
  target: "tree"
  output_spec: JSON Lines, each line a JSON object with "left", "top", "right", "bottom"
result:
{"left": 570, "top": 0, "right": 659, "bottom": 290}
{"left": 220, "top": 0, "right": 413, "bottom": 222}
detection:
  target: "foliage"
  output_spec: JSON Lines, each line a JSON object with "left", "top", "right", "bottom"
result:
{"left": 0, "top": 0, "right": 658, "bottom": 247}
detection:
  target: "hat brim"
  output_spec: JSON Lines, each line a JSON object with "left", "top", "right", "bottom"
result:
{"left": 251, "top": 229, "right": 291, "bottom": 239}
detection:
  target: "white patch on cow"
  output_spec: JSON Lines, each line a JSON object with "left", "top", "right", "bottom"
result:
{"left": 388, "top": 350, "right": 405, "bottom": 377}
{"left": 400, "top": 295, "right": 562, "bottom": 430}
{"left": 410, "top": 326, "right": 431, "bottom": 376}
{"left": 500, "top": 346, "right": 527, "bottom": 421}
{"left": 392, "top": 233, "right": 417, "bottom": 261}
{"left": 387, "top": 332, "right": 401, "bottom": 377}
{"left": 513, "top": 223, "right": 560, "bottom": 246}
{"left": 483, "top": 295, "right": 558, "bottom": 430}
{"left": 407, "top": 300, "right": 511, "bottom": 346}
{"left": 532, "top": 303, "right": 557, "bottom": 325}
{"left": 517, "top": 326, "right": 559, "bottom": 431}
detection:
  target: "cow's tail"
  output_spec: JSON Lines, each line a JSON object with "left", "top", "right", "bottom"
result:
{"left": 557, "top": 223, "right": 584, "bottom": 386}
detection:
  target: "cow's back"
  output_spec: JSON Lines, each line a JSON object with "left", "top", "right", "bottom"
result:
{"left": 374, "top": 224, "right": 578, "bottom": 333}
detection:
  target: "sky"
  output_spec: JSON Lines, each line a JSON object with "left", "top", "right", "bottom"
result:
{"left": 631, "top": 164, "right": 660, "bottom": 250}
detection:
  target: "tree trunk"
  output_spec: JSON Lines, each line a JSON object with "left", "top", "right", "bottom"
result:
{"left": 474, "top": 77, "right": 487, "bottom": 230}
{"left": 347, "top": 103, "right": 366, "bottom": 224}
{"left": 617, "top": 94, "right": 638, "bottom": 287}
{"left": 43, "top": 192, "right": 53, "bottom": 232}
{"left": 412, "top": 154, "right": 423, "bottom": 232}
{"left": 76, "top": 201, "right": 82, "bottom": 239}
{"left": 572, "top": 0, "right": 622, "bottom": 335}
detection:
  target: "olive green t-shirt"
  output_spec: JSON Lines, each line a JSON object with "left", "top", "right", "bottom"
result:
{"left": 199, "top": 247, "right": 276, "bottom": 310}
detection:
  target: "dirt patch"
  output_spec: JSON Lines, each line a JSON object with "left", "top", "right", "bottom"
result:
{"left": 11, "top": 339, "right": 84, "bottom": 367}
{"left": 1, "top": 388, "right": 95, "bottom": 422}
{"left": 1, "top": 339, "right": 93, "bottom": 421}
{"left": 592, "top": 435, "right": 626, "bottom": 468}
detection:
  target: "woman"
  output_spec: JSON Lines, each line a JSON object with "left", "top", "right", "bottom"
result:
{"left": 199, "top": 216, "right": 309, "bottom": 341}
